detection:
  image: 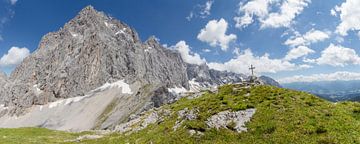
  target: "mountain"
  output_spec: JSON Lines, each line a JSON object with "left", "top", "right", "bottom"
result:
{"left": 1, "top": 84, "right": 359, "bottom": 143}
{"left": 2, "top": 5, "right": 188, "bottom": 113}
{"left": 283, "top": 80, "right": 360, "bottom": 102}
{"left": 0, "top": 6, "right": 279, "bottom": 131}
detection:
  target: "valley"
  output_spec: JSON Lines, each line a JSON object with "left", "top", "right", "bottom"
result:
{"left": 283, "top": 80, "right": 360, "bottom": 102}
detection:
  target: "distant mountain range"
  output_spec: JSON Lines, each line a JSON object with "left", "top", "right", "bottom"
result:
{"left": 282, "top": 80, "right": 360, "bottom": 102}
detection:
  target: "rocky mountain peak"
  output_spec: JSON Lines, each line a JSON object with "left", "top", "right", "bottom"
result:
{"left": 145, "top": 36, "right": 159, "bottom": 44}
{"left": 76, "top": 5, "right": 106, "bottom": 22}
{"left": 145, "top": 36, "right": 162, "bottom": 49}
{"left": 79, "top": 5, "right": 98, "bottom": 15}
{"left": 0, "top": 6, "right": 190, "bottom": 115}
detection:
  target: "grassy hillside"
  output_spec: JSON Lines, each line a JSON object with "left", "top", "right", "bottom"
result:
{"left": 1, "top": 84, "right": 360, "bottom": 144}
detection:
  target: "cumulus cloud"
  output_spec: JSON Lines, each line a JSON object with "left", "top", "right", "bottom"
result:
{"left": 0, "top": 47, "right": 30, "bottom": 67}
{"left": 234, "top": 0, "right": 272, "bottom": 28}
{"left": 208, "top": 48, "right": 310, "bottom": 75}
{"left": 234, "top": 0, "right": 311, "bottom": 29}
{"left": 197, "top": 18, "right": 237, "bottom": 51}
{"left": 284, "top": 29, "right": 330, "bottom": 47}
{"left": 305, "top": 44, "right": 360, "bottom": 67}
{"left": 330, "top": 8, "right": 337, "bottom": 17}
{"left": 261, "top": 0, "right": 311, "bottom": 29}
{"left": 278, "top": 71, "right": 360, "bottom": 83}
{"left": 284, "top": 46, "right": 315, "bottom": 61}
{"left": 333, "top": 0, "right": 360, "bottom": 36}
{"left": 172, "top": 41, "right": 206, "bottom": 65}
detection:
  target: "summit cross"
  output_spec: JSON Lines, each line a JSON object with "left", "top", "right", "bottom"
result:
{"left": 249, "top": 65, "right": 255, "bottom": 77}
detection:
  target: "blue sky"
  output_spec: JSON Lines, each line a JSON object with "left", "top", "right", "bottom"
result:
{"left": 1, "top": 0, "right": 360, "bottom": 83}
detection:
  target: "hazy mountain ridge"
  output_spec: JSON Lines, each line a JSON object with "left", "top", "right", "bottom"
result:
{"left": 283, "top": 80, "right": 360, "bottom": 102}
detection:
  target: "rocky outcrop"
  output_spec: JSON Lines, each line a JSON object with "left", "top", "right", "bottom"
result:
{"left": 173, "top": 108, "right": 199, "bottom": 131}
{"left": 114, "top": 108, "right": 171, "bottom": 133}
{"left": 206, "top": 109, "right": 256, "bottom": 132}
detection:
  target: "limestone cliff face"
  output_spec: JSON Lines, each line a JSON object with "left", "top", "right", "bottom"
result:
{"left": 1, "top": 6, "right": 188, "bottom": 114}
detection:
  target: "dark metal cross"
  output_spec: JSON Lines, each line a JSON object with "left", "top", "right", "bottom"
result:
{"left": 249, "top": 64, "right": 255, "bottom": 77}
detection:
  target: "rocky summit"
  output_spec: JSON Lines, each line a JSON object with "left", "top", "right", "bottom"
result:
{"left": 0, "top": 6, "right": 278, "bottom": 131}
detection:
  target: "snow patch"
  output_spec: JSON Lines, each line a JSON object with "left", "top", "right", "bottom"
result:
{"left": 33, "top": 85, "right": 43, "bottom": 95}
{"left": 46, "top": 80, "right": 132, "bottom": 109}
{"left": 104, "top": 22, "right": 115, "bottom": 28}
{"left": 145, "top": 46, "right": 153, "bottom": 52}
{"left": 48, "top": 96, "right": 88, "bottom": 109}
{"left": 189, "top": 79, "right": 202, "bottom": 92}
{"left": 64, "top": 96, "right": 86, "bottom": 105}
{"left": 94, "top": 80, "right": 133, "bottom": 94}
{"left": 0, "top": 104, "right": 8, "bottom": 110}
{"left": 115, "top": 28, "right": 127, "bottom": 35}
{"left": 168, "top": 87, "right": 188, "bottom": 94}
{"left": 48, "top": 100, "right": 63, "bottom": 108}
{"left": 69, "top": 31, "right": 78, "bottom": 37}
{"left": 104, "top": 22, "right": 109, "bottom": 27}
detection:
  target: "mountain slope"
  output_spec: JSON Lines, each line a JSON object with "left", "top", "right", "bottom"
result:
{"left": 0, "top": 84, "right": 359, "bottom": 143}
{"left": 86, "top": 84, "right": 360, "bottom": 144}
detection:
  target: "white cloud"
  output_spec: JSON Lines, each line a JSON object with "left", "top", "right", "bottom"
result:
{"left": 202, "top": 48, "right": 211, "bottom": 53}
{"left": 208, "top": 48, "right": 309, "bottom": 75}
{"left": 306, "top": 44, "right": 360, "bottom": 67}
{"left": 197, "top": 18, "right": 237, "bottom": 51}
{"left": 10, "top": 0, "right": 17, "bottom": 5}
{"left": 186, "top": 12, "right": 194, "bottom": 21}
{"left": 261, "top": 0, "right": 311, "bottom": 29}
{"left": 330, "top": 8, "right": 337, "bottom": 17}
{"left": 172, "top": 41, "right": 206, "bottom": 65}
{"left": 284, "top": 46, "right": 315, "bottom": 61}
{"left": 333, "top": 0, "right": 360, "bottom": 36}
{"left": 335, "top": 36, "right": 344, "bottom": 43}
{"left": 278, "top": 71, "right": 360, "bottom": 83}
{"left": 234, "top": 0, "right": 311, "bottom": 29}
{"left": 186, "top": 0, "right": 213, "bottom": 21}
{"left": 234, "top": 0, "right": 272, "bottom": 28}
{"left": 0, "top": 47, "right": 30, "bottom": 67}
{"left": 232, "top": 47, "right": 241, "bottom": 56}
{"left": 284, "top": 29, "right": 330, "bottom": 47}
{"left": 200, "top": 0, "right": 213, "bottom": 17}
